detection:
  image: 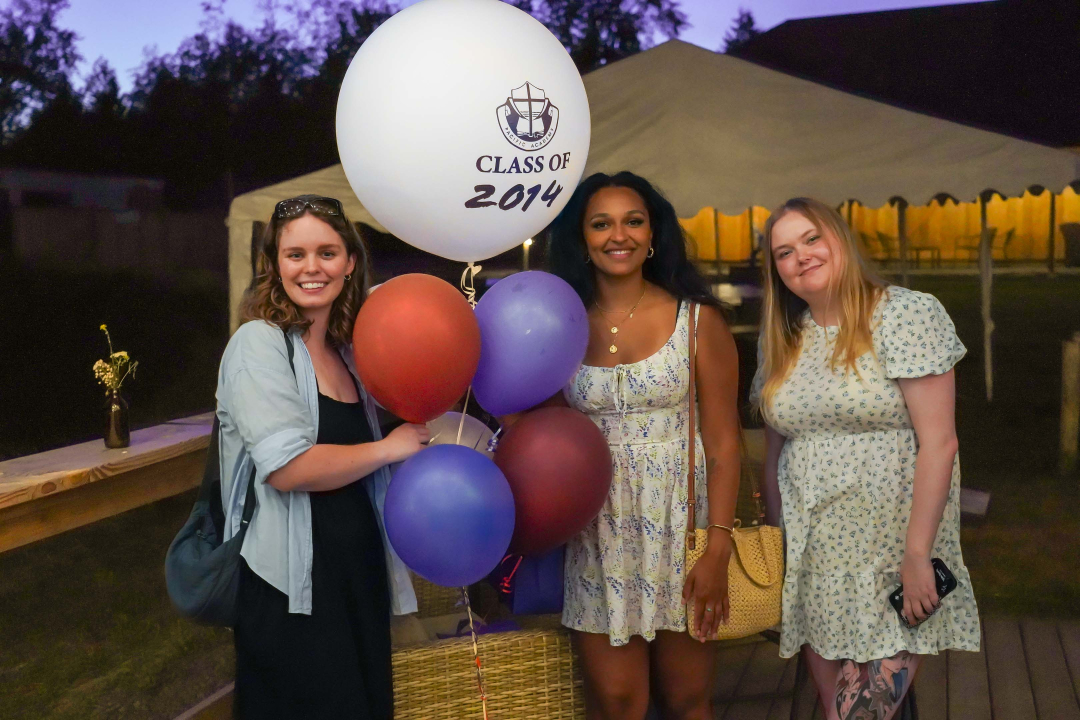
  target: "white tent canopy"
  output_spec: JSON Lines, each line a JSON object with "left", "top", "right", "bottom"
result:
{"left": 582, "top": 40, "right": 1079, "bottom": 216}
{"left": 227, "top": 39, "right": 1080, "bottom": 326}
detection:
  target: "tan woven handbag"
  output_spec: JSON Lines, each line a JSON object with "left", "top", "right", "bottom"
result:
{"left": 684, "top": 302, "right": 784, "bottom": 641}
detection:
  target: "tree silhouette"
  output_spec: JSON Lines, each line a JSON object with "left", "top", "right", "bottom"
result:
{"left": 722, "top": 8, "right": 759, "bottom": 54}
{"left": 540, "top": 0, "right": 687, "bottom": 73}
{"left": 0, "top": 0, "right": 81, "bottom": 141}
{"left": 0, "top": 0, "right": 687, "bottom": 208}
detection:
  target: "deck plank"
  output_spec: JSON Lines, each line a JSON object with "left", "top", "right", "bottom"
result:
{"left": 948, "top": 632, "right": 992, "bottom": 720}
{"left": 1021, "top": 619, "right": 1080, "bottom": 719}
{"left": 713, "top": 641, "right": 760, "bottom": 703}
{"left": 764, "top": 657, "right": 798, "bottom": 720}
{"left": 736, "top": 642, "right": 790, "bottom": 698}
{"left": 984, "top": 617, "right": 1037, "bottom": 720}
{"left": 1060, "top": 621, "right": 1080, "bottom": 709}
{"left": 793, "top": 657, "right": 820, "bottom": 720}
{"left": 914, "top": 651, "right": 947, "bottom": 720}
{"left": 723, "top": 642, "right": 789, "bottom": 720}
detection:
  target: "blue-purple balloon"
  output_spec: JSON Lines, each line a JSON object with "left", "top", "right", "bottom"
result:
{"left": 472, "top": 271, "right": 589, "bottom": 416}
{"left": 385, "top": 444, "right": 515, "bottom": 587}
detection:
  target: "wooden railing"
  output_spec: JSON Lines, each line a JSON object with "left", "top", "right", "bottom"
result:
{"left": 0, "top": 413, "right": 213, "bottom": 554}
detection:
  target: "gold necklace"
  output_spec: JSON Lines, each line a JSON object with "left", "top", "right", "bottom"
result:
{"left": 595, "top": 287, "right": 647, "bottom": 354}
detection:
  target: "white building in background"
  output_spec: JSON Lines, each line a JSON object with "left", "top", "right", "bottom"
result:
{"left": 0, "top": 168, "right": 163, "bottom": 212}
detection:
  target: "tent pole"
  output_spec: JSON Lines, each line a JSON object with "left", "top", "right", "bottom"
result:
{"left": 1049, "top": 190, "right": 1057, "bottom": 277}
{"left": 714, "top": 208, "right": 721, "bottom": 278}
{"left": 896, "top": 198, "right": 909, "bottom": 287}
{"left": 979, "top": 193, "right": 994, "bottom": 402}
{"left": 746, "top": 206, "right": 755, "bottom": 269}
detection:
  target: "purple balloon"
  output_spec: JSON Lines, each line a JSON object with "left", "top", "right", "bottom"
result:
{"left": 385, "top": 444, "right": 515, "bottom": 587}
{"left": 473, "top": 271, "right": 589, "bottom": 416}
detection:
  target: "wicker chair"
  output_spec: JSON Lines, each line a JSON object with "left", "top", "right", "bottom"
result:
{"left": 393, "top": 576, "right": 585, "bottom": 720}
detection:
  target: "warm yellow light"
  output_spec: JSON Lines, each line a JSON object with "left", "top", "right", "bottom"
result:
{"left": 523, "top": 238, "right": 534, "bottom": 247}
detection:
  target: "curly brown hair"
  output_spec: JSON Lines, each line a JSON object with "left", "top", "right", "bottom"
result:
{"left": 239, "top": 195, "right": 372, "bottom": 347}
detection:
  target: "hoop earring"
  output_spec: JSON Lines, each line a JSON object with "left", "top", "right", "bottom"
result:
{"left": 584, "top": 254, "right": 591, "bottom": 264}
{"left": 647, "top": 247, "right": 655, "bottom": 258}
{"left": 345, "top": 273, "right": 352, "bottom": 281}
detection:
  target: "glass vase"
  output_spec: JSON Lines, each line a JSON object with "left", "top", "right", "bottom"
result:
{"left": 104, "top": 389, "right": 130, "bottom": 449}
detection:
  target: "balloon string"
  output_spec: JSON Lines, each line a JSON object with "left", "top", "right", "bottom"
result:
{"left": 456, "top": 386, "right": 472, "bottom": 446}
{"left": 462, "top": 586, "right": 490, "bottom": 720}
{"left": 497, "top": 554, "right": 524, "bottom": 597}
{"left": 461, "top": 262, "right": 482, "bottom": 308}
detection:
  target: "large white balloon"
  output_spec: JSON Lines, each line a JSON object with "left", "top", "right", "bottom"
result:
{"left": 336, "top": 0, "right": 590, "bottom": 262}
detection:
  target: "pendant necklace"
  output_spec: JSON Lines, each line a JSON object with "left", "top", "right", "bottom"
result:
{"left": 595, "top": 286, "right": 648, "bottom": 354}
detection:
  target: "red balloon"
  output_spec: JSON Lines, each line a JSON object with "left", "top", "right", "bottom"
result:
{"left": 353, "top": 274, "right": 480, "bottom": 423}
{"left": 494, "top": 407, "right": 612, "bottom": 556}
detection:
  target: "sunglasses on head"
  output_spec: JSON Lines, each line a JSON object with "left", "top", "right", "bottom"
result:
{"left": 273, "top": 196, "right": 344, "bottom": 220}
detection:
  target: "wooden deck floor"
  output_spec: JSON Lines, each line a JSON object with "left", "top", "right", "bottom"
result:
{"left": 708, "top": 617, "right": 1080, "bottom": 720}
{"left": 181, "top": 616, "right": 1080, "bottom": 720}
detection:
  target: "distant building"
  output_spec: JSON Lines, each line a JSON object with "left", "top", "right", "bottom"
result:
{"left": 733, "top": 0, "right": 1080, "bottom": 149}
{"left": 0, "top": 168, "right": 164, "bottom": 212}
{"left": 0, "top": 169, "right": 223, "bottom": 278}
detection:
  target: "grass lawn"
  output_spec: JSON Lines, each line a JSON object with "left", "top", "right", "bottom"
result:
{"left": 907, "top": 274, "right": 1080, "bottom": 618}
{"left": 0, "top": 490, "right": 233, "bottom": 720}
{"left": 1, "top": 270, "right": 1078, "bottom": 718}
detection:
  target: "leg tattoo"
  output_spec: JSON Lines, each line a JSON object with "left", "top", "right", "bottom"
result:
{"left": 835, "top": 652, "right": 915, "bottom": 720}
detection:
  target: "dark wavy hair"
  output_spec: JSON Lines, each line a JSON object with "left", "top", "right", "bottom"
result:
{"left": 239, "top": 195, "right": 372, "bottom": 347}
{"left": 547, "top": 172, "right": 720, "bottom": 310}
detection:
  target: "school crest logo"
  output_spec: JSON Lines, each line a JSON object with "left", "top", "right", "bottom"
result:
{"left": 497, "top": 82, "right": 559, "bottom": 151}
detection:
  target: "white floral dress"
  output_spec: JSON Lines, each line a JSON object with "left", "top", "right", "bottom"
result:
{"left": 562, "top": 302, "right": 707, "bottom": 646}
{"left": 751, "top": 286, "right": 981, "bottom": 662}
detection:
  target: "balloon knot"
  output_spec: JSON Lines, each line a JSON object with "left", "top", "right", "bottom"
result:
{"left": 487, "top": 426, "right": 502, "bottom": 453}
{"left": 460, "top": 262, "right": 482, "bottom": 308}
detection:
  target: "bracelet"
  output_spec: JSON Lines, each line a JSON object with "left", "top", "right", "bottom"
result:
{"left": 706, "top": 524, "right": 735, "bottom": 536}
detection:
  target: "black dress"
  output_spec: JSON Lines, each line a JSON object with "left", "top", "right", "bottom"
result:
{"left": 234, "top": 389, "right": 393, "bottom": 719}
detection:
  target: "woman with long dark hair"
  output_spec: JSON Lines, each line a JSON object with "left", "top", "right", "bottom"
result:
{"left": 219, "top": 195, "right": 429, "bottom": 718}
{"left": 548, "top": 172, "right": 742, "bottom": 720}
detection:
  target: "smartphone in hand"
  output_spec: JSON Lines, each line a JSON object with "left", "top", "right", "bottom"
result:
{"left": 889, "top": 558, "right": 957, "bottom": 627}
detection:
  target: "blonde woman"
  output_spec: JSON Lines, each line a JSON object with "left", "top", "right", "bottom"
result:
{"left": 751, "top": 199, "right": 980, "bottom": 720}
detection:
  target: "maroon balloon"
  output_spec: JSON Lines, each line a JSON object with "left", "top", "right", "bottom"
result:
{"left": 494, "top": 407, "right": 612, "bottom": 556}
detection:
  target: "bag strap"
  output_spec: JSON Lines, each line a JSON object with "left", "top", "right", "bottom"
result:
{"left": 741, "top": 432, "right": 767, "bottom": 527}
{"left": 687, "top": 301, "right": 698, "bottom": 551}
{"left": 685, "top": 305, "right": 769, "bottom": 540}
{"left": 238, "top": 330, "right": 297, "bottom": 528}
{"left": 197, "top": 415, "right": 224, "bottom": 506}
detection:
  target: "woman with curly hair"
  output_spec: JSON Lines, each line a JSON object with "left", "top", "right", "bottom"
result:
{"left": 219, "top": 195, "right": 429, "bottom": 718}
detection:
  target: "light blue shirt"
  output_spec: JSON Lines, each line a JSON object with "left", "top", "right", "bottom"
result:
{"left": 216, "top": 319, "right": 417, "bottom": 616}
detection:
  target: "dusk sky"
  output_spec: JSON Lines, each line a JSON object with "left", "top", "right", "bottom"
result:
{"left": 59, "top": 0, "right": 988, "bottom": 90}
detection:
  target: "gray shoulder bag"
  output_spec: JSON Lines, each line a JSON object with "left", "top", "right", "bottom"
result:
{"left": 164, "top": 330, "right": 294, "bottom": 626}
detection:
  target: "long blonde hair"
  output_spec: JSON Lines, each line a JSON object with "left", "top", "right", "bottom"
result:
{"left": 757, "top": 198, "right": 886, "bottom": 420}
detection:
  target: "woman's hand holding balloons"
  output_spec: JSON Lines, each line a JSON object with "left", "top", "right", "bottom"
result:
{"left": 380, "top": 423, "right": 432, "bottom": 464}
